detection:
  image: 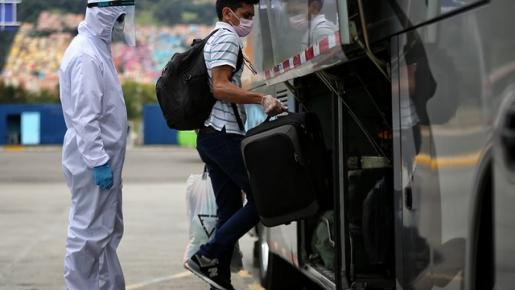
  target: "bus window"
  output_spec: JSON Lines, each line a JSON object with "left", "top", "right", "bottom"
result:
{"left": 246, "top": 2, "right": 275, "bottom": 72}
{"left": 396, "top": 0, "right": 486, "bottom": 24}
{"left": 361, "top": 0, "right": 487, "bottom": 43}
{"left": 267, "top": 0, "right": 340, "bottom": 63}
{"left": 241, "top": 3, "right": 275, "bottom": 89}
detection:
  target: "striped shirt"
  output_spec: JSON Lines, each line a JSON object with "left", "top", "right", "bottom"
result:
{"left": 203, "top": 22, "right": 247, "bottom": 135}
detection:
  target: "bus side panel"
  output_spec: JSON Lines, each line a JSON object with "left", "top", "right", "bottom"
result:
{"left": 484, "top": 0, "right": 515, "bottom": 289}
{"left": 268, "top": 223, "right": 300, "bottom": 266}
{"left": 364, "top": 0, "right": 488, "bottom": 43}
{"left": 393, "top": 4, "right": 495, "bottom": 289}
{"left": 494, "top": 97, "right": 515, "bottom": 289}
{"left": 391, "top": 34, "right": 406, "bottom": 290}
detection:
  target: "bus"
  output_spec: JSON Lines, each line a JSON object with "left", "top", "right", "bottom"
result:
{"left": 241, "top": 1, "right": 515, "bottom": 289}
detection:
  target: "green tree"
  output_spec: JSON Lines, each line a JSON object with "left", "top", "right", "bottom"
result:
{"left": 122, "top": 81, "right": 156, "bottom": 121}
{"left": 0, "top": 79, "right": 60, "bottom": 104}
{"left": 15, "top": 0, "right": 216, "bottom": 26}
{"left": 17, "top": 0, "right": 85, "bottom": 23}
{"left": 154, "top": 0, "right": 217, "bottom": 25}
{"left": 0, "top": 31, "right": 17, "bottom": 70}
{"left": 0, "top": 80, "right": 27, "bottom": 103}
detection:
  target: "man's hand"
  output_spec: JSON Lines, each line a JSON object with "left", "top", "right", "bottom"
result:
{"left": 261, "top": 95, "right": 286, "bottom": 116}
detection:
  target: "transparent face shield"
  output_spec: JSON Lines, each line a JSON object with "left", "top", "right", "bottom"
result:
{"left": 120, "top": 5, "right": 136, "bottom": 47}
{"left": 87, "top": 0, "right": 136, "bottom": 47}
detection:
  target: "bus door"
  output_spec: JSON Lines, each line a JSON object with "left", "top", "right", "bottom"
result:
{"left": 246, "top": 0, "right": 352, "bottom": 288}
{"left": 390, "top": 1, "right": 490, "bottom": 289}
{"left": 392, "top": 31, "right": 441, "bottom": 290}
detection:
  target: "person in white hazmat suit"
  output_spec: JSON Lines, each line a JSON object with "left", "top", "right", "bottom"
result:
{"left": 58, "top": 1, "right": 135, "bottom": 289}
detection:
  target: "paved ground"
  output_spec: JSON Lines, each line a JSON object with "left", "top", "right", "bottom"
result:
{"left": 0, "top": 147, "right": 262, "bottom": 290}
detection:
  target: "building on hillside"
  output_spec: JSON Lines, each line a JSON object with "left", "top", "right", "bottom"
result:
{"left": 0, "top": 0, "right": 21, "bottom": 31}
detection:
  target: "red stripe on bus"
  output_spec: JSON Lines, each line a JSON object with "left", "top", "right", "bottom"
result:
{"left": 319, "top": 37, "right": 330, "bottom": 54}
{"left": 283, "top": 60, "right": 290, "bottom": 71}
{"left": 305, "top": 47, "right": 315, "bottom": 61}
{"left": 293, "top": 55, "right": 302, "bottom": 67}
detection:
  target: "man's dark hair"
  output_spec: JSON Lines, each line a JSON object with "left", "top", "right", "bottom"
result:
{"left": 308, "top": 0, "right": 324, "bottom": 7}
{"left": 216, "top": 0, "right": 259, "bottom": 20}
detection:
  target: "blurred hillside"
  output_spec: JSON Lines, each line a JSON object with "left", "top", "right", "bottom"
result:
{"left": 0, "top": 1, "right": 219, "bottom": 120}
{"left": 17, "top": 0, "right": 217, "bottom": 26}
{"left": 0, "top": 0, "right": 218, "bottom": 70}
{"left": 1, "top": 18, "right": 212, "bottom": 88}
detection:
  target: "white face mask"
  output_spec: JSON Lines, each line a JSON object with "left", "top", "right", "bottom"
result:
{"left": 112, "top": 16, "right": 125, "bottom": 43}
{"left": 229, "top": 10, "right": 253, "bottom": 38}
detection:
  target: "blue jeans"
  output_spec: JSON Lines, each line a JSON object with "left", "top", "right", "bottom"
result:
{"left": 196, "top": 128, "right": 259, "bottom": 282}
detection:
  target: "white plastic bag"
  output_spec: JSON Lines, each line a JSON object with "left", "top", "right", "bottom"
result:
{"left": 184, "top": 168, "right": 218, "bottom": 262}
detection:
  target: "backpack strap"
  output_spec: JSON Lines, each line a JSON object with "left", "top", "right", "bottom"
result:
{"left": 231, "top": 49, "right": 245, "bottom": 132}
{"left": 235, "top": 48, "right": 244, "bottom": 74}
{"left": 231, "top": 103, "right": 245, "bottom": 132}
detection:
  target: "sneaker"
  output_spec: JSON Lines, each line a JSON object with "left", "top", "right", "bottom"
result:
{"left": 185, "top": 254, "right": 234, "bottom": 290}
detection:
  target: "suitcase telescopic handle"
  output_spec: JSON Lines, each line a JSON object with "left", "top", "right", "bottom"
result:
{"left": 264, "top": 111, "right": 291, "bottom": 123}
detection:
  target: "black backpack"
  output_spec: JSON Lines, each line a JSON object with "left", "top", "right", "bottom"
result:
{"left": 156, "top": 29, "right": 244, "bottom": 131}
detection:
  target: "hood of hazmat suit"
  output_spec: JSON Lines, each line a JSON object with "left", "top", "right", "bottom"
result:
{"left": 86, "top": 0, "right": 136, "bottom": 46}
{"left": 59, "top": 1, "right": 132, "bottom": 289}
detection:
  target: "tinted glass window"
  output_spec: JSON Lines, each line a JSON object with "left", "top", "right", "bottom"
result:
{"left": 267, "top": 0, "right": 340, "bottom": 63}
{"left": 363, "top": 0, "right": 487, "bottom": 42}
{"left": 245, "top": 4, "right": 275, "bottom": 72}
{"left": 396, "top": 0, "right": 485, "bottom": 24}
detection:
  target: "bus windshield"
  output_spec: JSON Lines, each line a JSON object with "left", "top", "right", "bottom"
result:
{"left": 268, "top": 0, "right": 340, "bottom": 64}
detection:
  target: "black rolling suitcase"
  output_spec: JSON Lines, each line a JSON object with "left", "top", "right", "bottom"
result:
{"left": 241, "top": 112, "right": 329, "bottom": 227}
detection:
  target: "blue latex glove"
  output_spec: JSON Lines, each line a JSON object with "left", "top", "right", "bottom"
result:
{"left": 93, "top": 163, "right": 113, "bottom": 190}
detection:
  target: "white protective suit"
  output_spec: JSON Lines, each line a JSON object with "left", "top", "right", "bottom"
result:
{"left": 301, "top": 14, "right": 338, "bottom": 49}
{"left": 59, "top": 4, "right": 129, "bottom": 290}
